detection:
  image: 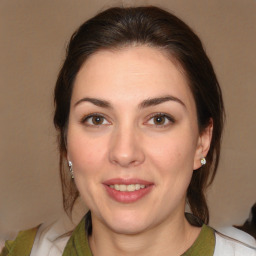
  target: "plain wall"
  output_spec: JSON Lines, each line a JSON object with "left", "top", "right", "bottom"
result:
{"left": 0, "top": 0, "right": 255, "bottom": 239}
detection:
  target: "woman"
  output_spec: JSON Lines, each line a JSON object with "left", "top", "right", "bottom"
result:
{"left": 1, "top": 6, "right": 255, "bottom": 256}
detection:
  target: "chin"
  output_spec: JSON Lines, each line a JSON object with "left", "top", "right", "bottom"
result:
{"left": 103, "top": 211, "right": 155, "bottom": 235}
{"left": 108, "top": 221, "right": 149, "bottom": 235}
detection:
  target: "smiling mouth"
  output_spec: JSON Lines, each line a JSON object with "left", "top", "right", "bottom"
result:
{"left": 104, "top": 180, "right": 153, "bottom": 203}
{"left": 108, "top": 184, "right": 147, "bottom": 192}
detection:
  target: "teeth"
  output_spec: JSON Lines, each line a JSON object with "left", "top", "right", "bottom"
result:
{"left": 119, "top": 185, "right": 126, "bottom": 191}
{"left": 135, "top": 184, "right": 140, "bottom": 190}
{"left": 109, "top": 184, "right": 147, "bottom": 192}
{"left": 127, "top": 184, "right": 135, "bottom": 191}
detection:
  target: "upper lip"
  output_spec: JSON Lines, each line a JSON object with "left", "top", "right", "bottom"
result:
{"left": 103, "top": 178, "right": 153, "bottom": 186}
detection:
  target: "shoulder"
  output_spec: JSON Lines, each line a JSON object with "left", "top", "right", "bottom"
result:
{"left": 214, "top": 231, "right": 256, "bottom": 256}
{"left": 1, "top": 199, "right": 87, "bottom": 256}
{"left": 29, "top": 214, "right": 76, "bottom": 256}
{"left": 0, "top": 215, "right": 75, "bottom": 256}
{"left": 216, "top": 226, "right": 256, "bottom": 247}
{"left": 30, "top": 203, "right": 86, "bottom": 256}
{"left": 0, "top": 226, "right": 39, "bottom": 256}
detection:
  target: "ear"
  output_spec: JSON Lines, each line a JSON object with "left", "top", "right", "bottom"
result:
{"left": 193, "top": 119, "right": 213, "bottom": 170}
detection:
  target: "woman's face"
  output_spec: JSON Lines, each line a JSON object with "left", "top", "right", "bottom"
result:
{"left": 67, "top": 46, "right": 211, "bottom": 234}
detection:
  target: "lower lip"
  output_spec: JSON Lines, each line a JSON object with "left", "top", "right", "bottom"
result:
{"left": 104, "top": 185, "right": 153, "bottom": 203}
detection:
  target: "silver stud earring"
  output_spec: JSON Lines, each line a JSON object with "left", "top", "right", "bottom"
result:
{"left": 68, "top": 161, "right": 74, "bottom": 179}
{"left": 200, "top": 157, "right": 206, "bottom": 166}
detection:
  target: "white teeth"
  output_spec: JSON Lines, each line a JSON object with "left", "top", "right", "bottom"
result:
{"left": 135, "top": 184, "right": 140, "bottom": 190}
{"left": 127, "top": 184, "right": 135, "bottom": 191}
{"left": 119, "top": 185, "right": 126, "bottom": 191}
{"left": 109, "top": 184, "right": 147, "bottom": 192}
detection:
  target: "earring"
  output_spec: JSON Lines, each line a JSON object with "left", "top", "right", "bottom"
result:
{"left": 200, "top": 157, "right": 206, "bottom": 166}
{"left": 68, "top": 161, "right": 74, "bottom": 179}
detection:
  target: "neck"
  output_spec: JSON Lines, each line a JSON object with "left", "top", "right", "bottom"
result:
{"left": 89, "top": 212, "right": 201, "bottom": 256}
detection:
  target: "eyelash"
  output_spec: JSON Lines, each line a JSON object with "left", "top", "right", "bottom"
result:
{"left": 145, "top": 113, "right": 175, "bottom": 128}
{"left": 80, "top": 112, "right": 175, "bottom": 128}
{"left": 80, "top": 113, "right": 110, "bottom": 127}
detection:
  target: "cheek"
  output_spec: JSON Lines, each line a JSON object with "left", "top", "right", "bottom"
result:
{"left": 67, "top": 131, "right": 109, "bottom": 208}
{"left": 67, "top": 130, "right": 108, "bottom": 176}
{"left": 145, "top": 130, "right": 197, "bottom": 192}
{"left": 146, "top": 131, "right": 196, "bottom": 169}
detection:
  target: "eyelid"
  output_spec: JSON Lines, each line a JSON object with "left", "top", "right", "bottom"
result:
{"left": 145, "top": 112, "right": 175, "bottom": 127}
{"left": 80, "top": 113, "right": 111, "bottom": 126}
{"left": 79, "top": 112, "right": 175, "bottom": 128}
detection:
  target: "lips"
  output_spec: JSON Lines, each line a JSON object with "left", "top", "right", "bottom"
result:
{"left": 103, "top": 178, "right": 154, "bottom": 203}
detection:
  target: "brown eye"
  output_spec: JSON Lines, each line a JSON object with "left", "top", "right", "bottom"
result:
{"left": 82, "top": 114, "right": 110, "bottom": 126}
{"left": 153, "top": 115, "right": 166, "bottom": 125}
{"left": 147, "top": 113, "right": 175, "bottom": 127}
{"left": 91, "top": 116, "right": 104, "bottom": 125}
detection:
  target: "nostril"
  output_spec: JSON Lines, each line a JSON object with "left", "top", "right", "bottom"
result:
{"left": 108, "top": 130, "right": 145, "bottom": 167}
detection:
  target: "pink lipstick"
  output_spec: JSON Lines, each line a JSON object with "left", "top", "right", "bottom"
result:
{"left": 103, "top": 178, "right": 154, "bottom": 203}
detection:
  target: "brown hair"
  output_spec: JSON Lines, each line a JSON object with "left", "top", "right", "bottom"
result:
{"left": 54, "top": 6, "right": 225, "bottom": 225}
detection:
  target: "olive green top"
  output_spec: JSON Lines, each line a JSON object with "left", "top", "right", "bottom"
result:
{"left": 1, "top": 218, "right": 215, "bottom": 256}
{"left": 182, "top": 224, "right": 215, "bottom": 255}
{"left": 0, "top": 226, "right": 39, "bottom": 256}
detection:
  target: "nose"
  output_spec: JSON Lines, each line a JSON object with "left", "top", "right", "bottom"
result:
{"left": 109, "top": 125, "right": 145, "bottom": 168}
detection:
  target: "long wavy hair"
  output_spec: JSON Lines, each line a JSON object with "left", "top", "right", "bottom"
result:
{"left": 54, "top": 6, "right": 225, "bottom": 227}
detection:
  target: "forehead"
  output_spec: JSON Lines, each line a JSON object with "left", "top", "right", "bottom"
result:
{"left": 72, "top": 46, "right": 195, "bottom": 109}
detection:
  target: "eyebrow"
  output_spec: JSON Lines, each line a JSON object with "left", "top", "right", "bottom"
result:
{"left": 138, "top": 96, "right": 186, "bottom": 109}
{"left": 74, "top": 95, "right": 186, "bottom": 109}
{"left": 74, "top": 97, "right": 112, "bottom": 108}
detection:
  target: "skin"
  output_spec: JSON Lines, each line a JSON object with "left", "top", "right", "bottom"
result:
{"left": 67, "top": 46, "right": 212, "bottom": 256}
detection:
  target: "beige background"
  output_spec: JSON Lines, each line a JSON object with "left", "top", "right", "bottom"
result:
{"left": 0, "top": 0, "right": 255, "bottom": 239}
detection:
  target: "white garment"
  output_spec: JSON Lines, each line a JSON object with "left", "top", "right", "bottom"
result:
{"left": 2, "top": 200, "right": 256, "bottom": 256}
{"left": 29, "top": 215, "right": 256, "bottom": 256}
{"left": 30, "top": 200, "right": 86, "bottom": 256}
{"left": 0, "top": 199, "right": 87, "bottom": 255}
{"left": 216, "top": 226, "right": 256, "bottom": 247}
{"left": 214, "top": 232, "right": 256, "bottom": 256}
{"left": 30, "top": 215, "right": 73, "bottom": 256}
